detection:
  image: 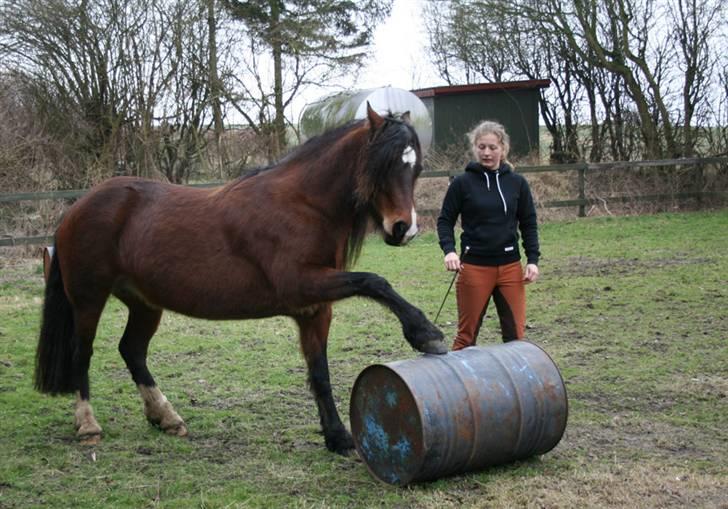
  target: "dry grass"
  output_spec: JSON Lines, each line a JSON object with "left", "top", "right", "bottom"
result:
{"left": 1, "top": 212, "right": 727, "bottom": 507}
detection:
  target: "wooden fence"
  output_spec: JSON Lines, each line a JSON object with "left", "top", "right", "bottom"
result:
{"left": 2, "top": 157, "right": 726, "bottom": 247}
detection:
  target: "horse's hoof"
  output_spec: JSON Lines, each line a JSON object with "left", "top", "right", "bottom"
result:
{"left": 78, "top": 432, "right": 102, "bottom": 446}
{"left": 163, "top": 423, "right": 188, "bottom": 437}
{"left": 406, "top": 320, "right": 446, "bottom": 354}
{"left": 419, "top": 338, "right": 448, "bottom": 355}
{"left": 326, "top": 429, "right": 355, "bottom": 455}
{"left": 337, "top": 446, "right": 357, "bottom": 457}
{"left": 76, "top": 420, "right": 102, "bottom": 439}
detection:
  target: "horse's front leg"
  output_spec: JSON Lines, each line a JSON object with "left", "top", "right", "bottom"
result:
{"left": 294, "top": 305, "right": 354, "bottom": 455}
{"left": 300, "top": 270, "right": 447, "bottom": 354}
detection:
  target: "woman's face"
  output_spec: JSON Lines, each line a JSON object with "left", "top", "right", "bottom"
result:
{"left": 474, "top": 133, "right": 504, "bottom": 170}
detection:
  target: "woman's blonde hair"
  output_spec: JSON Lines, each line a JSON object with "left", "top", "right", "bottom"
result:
{"left": 467, "top": 120, "right": 511, "bottom": 166}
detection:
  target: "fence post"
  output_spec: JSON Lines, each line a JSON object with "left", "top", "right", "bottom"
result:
{"left": 578, "top": 162, "right": 586, "bottom": 217}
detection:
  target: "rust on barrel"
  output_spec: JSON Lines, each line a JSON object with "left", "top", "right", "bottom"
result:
{"left": 349, "top": 341, "right": 568, "bottom": 485}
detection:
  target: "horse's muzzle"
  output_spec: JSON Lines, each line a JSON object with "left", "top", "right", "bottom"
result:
{"left": 385, "top": 220, "right": 418, "bottom": 246}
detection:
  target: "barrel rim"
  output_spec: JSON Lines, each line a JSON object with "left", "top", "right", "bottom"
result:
{"left": 349, "top": 362, "right": 428, "bottom": 486}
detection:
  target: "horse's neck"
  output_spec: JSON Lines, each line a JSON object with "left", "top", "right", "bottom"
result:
{"left": 285, "top": 132, "right": 366, "bottom": 208}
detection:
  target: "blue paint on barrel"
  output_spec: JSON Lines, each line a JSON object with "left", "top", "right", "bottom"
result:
{"left": 385, "top": 390, "right": 398, "bottom": 407}
{"left": 349, "top": 341, "right": 568, "bottom": 485}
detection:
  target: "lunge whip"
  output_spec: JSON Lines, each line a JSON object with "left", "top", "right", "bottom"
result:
{"left": 433, "top": 246, "right": 469, "bottom": 324}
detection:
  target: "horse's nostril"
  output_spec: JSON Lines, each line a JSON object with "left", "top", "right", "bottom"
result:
{"left": 393, "top": 221, "right": 409, "bottom": 241}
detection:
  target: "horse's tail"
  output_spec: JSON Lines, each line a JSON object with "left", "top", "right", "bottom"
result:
{"left": 34, "top": 248, "right": 77, "bottom": 395}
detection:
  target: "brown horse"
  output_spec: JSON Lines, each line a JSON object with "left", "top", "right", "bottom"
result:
{"left": 34, "top": 105, "right": 446, "bottom": 454}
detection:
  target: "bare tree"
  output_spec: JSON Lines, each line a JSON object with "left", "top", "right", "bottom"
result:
{"left": 423, "top": 0, "right": 588, "bottom": 162}
{"left": 667, "top": 0, "right": 723, "bottom": 157}
{"left": 0, "top": 0, "right": 243, "bottom": 185}
{"left": 422, "top": 0, "right": 727, "bottom": 161}
{"left": 423, "top": 1, "right": 513, "bottom": 84}
{"left": 222, "top": 0, "right": 392, "bottom": 160}
{"left": 519, "top": 0, "right": 725, "bottom": 159}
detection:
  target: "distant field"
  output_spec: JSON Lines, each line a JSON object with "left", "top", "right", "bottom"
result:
{"left": 1, "top": 210, "right": 726, "bottom": 508}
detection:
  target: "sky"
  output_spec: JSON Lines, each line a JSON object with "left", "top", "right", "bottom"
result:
{"left": 357, "top": 0, "right": 443, "bottom": 91}
{"left": 291, "top": 0, "right": 446, "bottom": 118}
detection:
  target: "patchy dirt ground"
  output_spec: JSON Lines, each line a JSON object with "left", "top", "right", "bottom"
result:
{"left": 1, "top": 211, "right": 726, "bottom": 508}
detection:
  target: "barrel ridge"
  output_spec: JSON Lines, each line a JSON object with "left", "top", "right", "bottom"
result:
{"left": 350, "top": 341, "right": 568, "bottom": 485}
{"left": 526, "top": 341, "right": 569, "bottom": 450}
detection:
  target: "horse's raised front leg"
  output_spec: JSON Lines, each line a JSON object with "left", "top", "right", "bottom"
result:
{"left": 294, "top": 305, "right": 354, "bottom": 455}
{"left": 299, "top": 270, "right": 447, "bottom": 354}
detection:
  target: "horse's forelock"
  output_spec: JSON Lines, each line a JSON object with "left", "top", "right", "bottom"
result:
{"left": 357, "top": 116, "right": 417, "bottom": 203}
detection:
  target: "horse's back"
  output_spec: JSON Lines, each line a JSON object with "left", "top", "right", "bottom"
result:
{"left": 53, "top": 177, "right": 277, "bottom": 317}
{"left": 58, "top": 177, "right": 193, "bottom": 247}
{"left": 55, "top": 178, "right": 213, "bottom": 289}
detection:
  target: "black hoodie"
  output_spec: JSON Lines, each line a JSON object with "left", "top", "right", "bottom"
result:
{"left": 437, "top": 161, "right": 540, "bottom": 266}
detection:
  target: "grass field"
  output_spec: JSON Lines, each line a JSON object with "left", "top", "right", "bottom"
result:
{"left": 1, "top": 211, "right": 726, "bottom": 508}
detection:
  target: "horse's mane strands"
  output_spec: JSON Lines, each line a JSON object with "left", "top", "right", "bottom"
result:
{"left": 224, "top": 120, "right": 366, "bottom": 187}
{"left": 222, "top": 113, "right": 416, "bottom": 271}
{"left": 346, "top": 113, "right": 419, "bottom": 269}
{"left": 281, "top": 119, "right": 365, "bottom": 166}
{"left": 358, "top": 114, "right": 418, "bottom": 205}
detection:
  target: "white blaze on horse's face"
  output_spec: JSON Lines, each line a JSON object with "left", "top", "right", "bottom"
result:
{"left": 382, "top": 206, "right": 418, "bottom": 245}
{"left": 402, "top": 145, "right": 416, "bottom": 166}
{"left": 381, "top": 144, "right": 419, "bottom": 245}
{"left": 401, "top": 146, "right": 418, "bottom": 243}
{"left": 405, "top": 207, "right": 418, "bottom": 242}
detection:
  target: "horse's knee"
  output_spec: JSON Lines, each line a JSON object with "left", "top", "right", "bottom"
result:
{"left": 305, "top": 354, "right": 331, "bottom": 393}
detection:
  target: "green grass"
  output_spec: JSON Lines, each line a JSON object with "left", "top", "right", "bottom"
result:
{"left": 1, "top": 210, "right": 727, "bottom": 508}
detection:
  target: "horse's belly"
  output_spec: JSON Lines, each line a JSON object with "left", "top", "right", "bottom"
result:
{"left": 112, "top": 274, "right": 282, "bottom": 320}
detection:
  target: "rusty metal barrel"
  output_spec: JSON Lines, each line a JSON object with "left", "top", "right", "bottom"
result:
{"left": 349, "top": 341, "right": 568, "bottom": 485}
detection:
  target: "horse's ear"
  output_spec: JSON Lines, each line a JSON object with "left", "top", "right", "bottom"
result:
{"left": 401, "top": 111, "right": 412, "bottom": 125}
{"left": 366, "top": 102, "right": 385, "bottom": 131}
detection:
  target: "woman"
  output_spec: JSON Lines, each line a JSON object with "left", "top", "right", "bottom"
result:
{"left": 437, "top": 120, "right": 540, "bottom": 350}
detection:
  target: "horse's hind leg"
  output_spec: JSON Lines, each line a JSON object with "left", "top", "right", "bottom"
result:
{"left": 72, "top": 305, "right": 106, "bottom": 445}
{"left": 117, "top": 298, "right": 187, "bottom": 436}
{"left": 295, "top": 305, "right": 354, "bottom": 455}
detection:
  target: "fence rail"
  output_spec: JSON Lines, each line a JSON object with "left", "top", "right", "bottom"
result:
{"left": 2, "top": 157, "right": 726, "bottom": 247}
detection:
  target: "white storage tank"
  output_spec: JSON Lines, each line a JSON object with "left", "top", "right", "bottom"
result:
{"left": 300, "top": 87, "right": 433, "bottom": 154}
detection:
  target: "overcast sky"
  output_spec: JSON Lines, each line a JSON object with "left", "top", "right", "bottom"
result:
{"left": 291, "top": 0, "right": 446, "bottom": 118}
{"left": 357, "top": 0, "right": 443, "bottom": 91}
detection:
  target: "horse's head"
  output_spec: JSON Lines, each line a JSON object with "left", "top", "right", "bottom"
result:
{"left": 360, "top": 104, "right": 423, "bottom": 246}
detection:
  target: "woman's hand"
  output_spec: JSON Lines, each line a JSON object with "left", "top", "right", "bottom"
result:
{"left": 444, "top": 252, "right": 461, "bottom": 272}
{"left": 524, "top": 263, "right": 539, "bottom": 283}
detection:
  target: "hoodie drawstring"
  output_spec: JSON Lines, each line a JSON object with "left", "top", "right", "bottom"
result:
{"left": 484, "top": 171, "right": 508, "bottom": 214}
{"left": 496, "top": 172, "right": 507, "bottom": 214}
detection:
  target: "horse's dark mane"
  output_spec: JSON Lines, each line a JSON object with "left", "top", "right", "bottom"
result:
{"left": 283, "top": 119, "right": 364, "bottom": 166}
{"left": 230, "top": 120, "right": 362, "bottom": 183}
{"left": 348, "top": 115, "right": 419, "bottom": 268}
{"left": 231, "top": 113, "right": 418, "bottom": 269}
{"left": 237, "top": 164, "right": 272, "bottom": 180}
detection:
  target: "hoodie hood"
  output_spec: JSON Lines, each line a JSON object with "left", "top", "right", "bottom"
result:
{"left": 465, "top": 161, "right": 513, "bottom": 175}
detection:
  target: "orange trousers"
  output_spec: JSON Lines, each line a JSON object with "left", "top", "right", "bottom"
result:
{"left": 452, "top": 261, "right": 526, "bottom": 351}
